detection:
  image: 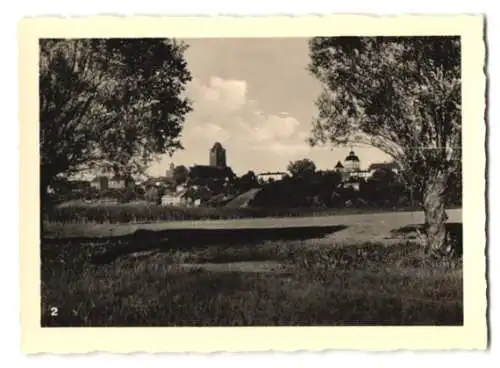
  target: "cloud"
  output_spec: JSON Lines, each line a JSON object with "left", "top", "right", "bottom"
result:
{"left": 252, "top": 141, "right": 311, "bottom": 157}
{"left": 263, "top": 115, "right": 300, "bottom": 139}
{"left": 184, "top": 76, "right": 305, "bottom": 147}
{"left": 186, "top": 76, "right": 247, "bottom": 116}
{"left": 146, "top": 76, "right": 312, "bottom": 175}
{"left": 189, "top": 122, "right": 232, "bottom": 143}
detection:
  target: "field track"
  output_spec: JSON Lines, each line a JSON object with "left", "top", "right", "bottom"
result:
{"left": 44, "top": 208, "right": 462, "bottom": 242}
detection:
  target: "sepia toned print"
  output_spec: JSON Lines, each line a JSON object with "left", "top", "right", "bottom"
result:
{"left": 20, "top": 15, "right": 486, "bottom": 353}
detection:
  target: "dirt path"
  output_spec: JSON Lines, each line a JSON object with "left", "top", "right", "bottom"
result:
{"left": 224, "top": 188, "right": 261, "bottom": 208}
{"left": 44, "top": 209, "right": 462, "bottom": 242}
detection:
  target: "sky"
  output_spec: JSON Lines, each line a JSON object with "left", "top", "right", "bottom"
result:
{"left": 146, "top": 38, "right": 391, "bottom": 177}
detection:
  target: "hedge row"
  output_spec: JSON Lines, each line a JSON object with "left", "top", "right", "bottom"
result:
{"left": 43, "top": 202, "right": 431, "bottom": 224}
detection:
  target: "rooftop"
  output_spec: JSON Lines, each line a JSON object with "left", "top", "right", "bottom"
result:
{"left": 345, "top": 151, "right": 360, "bottom": 162}
{"left": 368, "top": 162, "right": 399, "bottom": 171}
{"left": 211, "top": 142, "right": 225, "bottom": 151}
{"left": 189, "top": 165, "right": 235, "bottom": 179}
{"left": 258, "top": 171, "right": 287, "bottom": 176}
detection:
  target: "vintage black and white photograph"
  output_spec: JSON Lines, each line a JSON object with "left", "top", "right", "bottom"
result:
{"left": 24, "top": 14, "right": 487, "bottom": 345}
{"left": 38, "top": 34, "right": 466, "bottom": 327}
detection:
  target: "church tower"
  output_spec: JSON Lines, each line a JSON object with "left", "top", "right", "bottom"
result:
{"left": 344, "top": 150, "right": 360, "bottom": 172}
{"left": 209, "top": 142, "right": 227, "bottom": 168}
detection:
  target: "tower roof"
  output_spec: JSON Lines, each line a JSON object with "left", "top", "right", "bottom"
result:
{"left": 335, "top": 160, "right": 344, "bottom": 168}
{"left": 345, "top": 150, "right": 360, "bottom": 162}
{"left": 211, "top": 142, "right": 224, "bottom": 151}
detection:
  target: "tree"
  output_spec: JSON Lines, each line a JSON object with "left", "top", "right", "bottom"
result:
{"left": 39, "top": 38, "right": 192, "bottom": 208}
{"left": 172, "top": 165, "right": 189, "bottom": 185}
{"left": 316, "top": 170, "right": 343, "bottom": 206}
{"left": 308, "top": 36, "right": 461, "bottom": 253}
{"left": 363, "top": 168, "right": 406, "bottom": 206}
{"left": 287, "top": 159, "right": 317, "bottom": 178}
{"left": 145, "top": 186, "right": 164, "bottom": 205}
{"left": 237, "top": 171, "right": 259, "bottom": 191}
{"left": 446, "top": 157, "right": 462, "bottom": 206}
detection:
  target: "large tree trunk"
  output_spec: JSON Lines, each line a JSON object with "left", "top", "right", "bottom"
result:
{"left": 422, "top": 170, "right": 448, "bottom": 251}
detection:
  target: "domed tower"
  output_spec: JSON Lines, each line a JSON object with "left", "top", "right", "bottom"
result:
{"left": 209, "top": 142, "right": 227, "bottom": 168}
{"left": 344, "top": 150, "right": 360, "bottom": 172}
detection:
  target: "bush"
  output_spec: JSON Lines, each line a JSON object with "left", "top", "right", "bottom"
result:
{"left": 135, "top": 186, "right": 146, "bottom": 198}
{"left": 119, "top": 188, "right": 137, "bottom": 203}
{"left": 145, "top": 187, "right": 163, "bottom": 205}
{"left": 97, "top": 188, "right": 137, "bottom": 203}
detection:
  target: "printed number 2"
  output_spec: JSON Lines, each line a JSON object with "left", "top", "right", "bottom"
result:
{"left": 50, "top": 307, "right": 58, "bottom": 316}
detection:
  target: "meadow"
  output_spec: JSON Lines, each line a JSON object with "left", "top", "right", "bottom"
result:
{"left": 43, "top": 199, "right": 460, "bottom": 225}
{"left": 41, "top": 210, "right": 463, "bottom": 326}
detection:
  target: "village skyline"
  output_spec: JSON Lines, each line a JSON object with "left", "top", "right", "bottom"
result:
{"left": 144, "top": 37, "right": 391, "bottom": 177}
{"left": 72, "top": 139, "right": 394, "bottom": 181}
{"left": 149, "top": 142, "right": 393, "bottom": 178}
{"left": 69, "top": 37, "right": 395, "bottom": 182}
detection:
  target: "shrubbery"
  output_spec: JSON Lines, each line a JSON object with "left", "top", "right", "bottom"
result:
{"left": 251, "top": 169, "right": 461, "bottom": 210}
{"left": 145, "top": 186, "right": 164, "bottom": 205}
{"left": 43, "top": 201, "right": 435, "bottom": 224}
{"left": 98, "top": 188, "right": 138, "bottom": 203}
{"left": 49, "top": 186, "right": 142, "bottom": 204}
{"left": 44, "top": 165, "right": 461, "bottom": 224}
{"left": 44, "top": 203, "right": 272, "bottom": 224}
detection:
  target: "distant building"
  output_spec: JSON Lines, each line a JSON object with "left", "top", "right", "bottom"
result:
{"left": 344, "top": 151, "right": 361, "bottom": 172}
{"left": 108, "top": 175, "right": 134, "bottom": 189}
{"left": 90, "top": 176, "right": 108, "bottom": 191}
{"left": 257, "top": 172, "right": 287, "bottom": 183}
{"left": 333, "top": 148, "right": 401, "bottom": 186}
{"left": 350, "top": 170, "right": 371, "bottom": 180}
{"left": 142, "top": 176, "right": 175, "bottom": 191}
{"left": 331, "top": 150, "right": 373, "bottom": 184}
{"left": 209, "top": 142, "right": 227, "bottom": 167}
{"left": 368, "top": 162, "right": 400, "bottom": 175}
{"left": 67, "top": 180, "right": 91, "bottom": 192}
{"left": 161, "top": 192, "right": 188, "bottom": 207}
{"left": 188, "top": 165, "right": 235, "bottom": 185}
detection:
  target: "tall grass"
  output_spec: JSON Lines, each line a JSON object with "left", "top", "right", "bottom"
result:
{"left": 41, "top": 238, "right": 463, "bottom": 326}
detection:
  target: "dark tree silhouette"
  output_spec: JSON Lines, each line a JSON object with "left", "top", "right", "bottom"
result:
{"left": 40, "top": 38, "right": 192, "bottom": 208}
{"left": 172, "top": 165, "right": 189, "bottom": 185}
{"left": 237, "top": 171, "right": 259, "bottom": 191}
{"left": 287, "top": 158, "right": 317, "bottom": 178}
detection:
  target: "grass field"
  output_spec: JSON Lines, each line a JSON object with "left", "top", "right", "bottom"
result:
{"left": 43, "top": 208, "right": 462, "bottom": 243}
{"left": 41, "top": 209, "right": 463, "bottom": 326}
{"left": 43, "top": 199, "right": 462, "bottom": 225}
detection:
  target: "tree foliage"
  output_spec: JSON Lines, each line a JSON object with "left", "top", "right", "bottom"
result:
{"left": 40, "top": 38, "right": 193, "bottom": 190}
{"left": 361, "top": 169, "right": 406, "bottom": 205}
{"left": 308, "top": 36, "right": 461, "bottom": 252}
{"left": 172, "top": 165, "right": 189, "bottom": 185}
{"left": 236, "top": 171, "right": 259, "bottom": 191}
{"left": 308, "top": 36, "right": 460, "bottom": 187}
{"left": 287, "top": 158, "right": 317, "bottom": 178}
